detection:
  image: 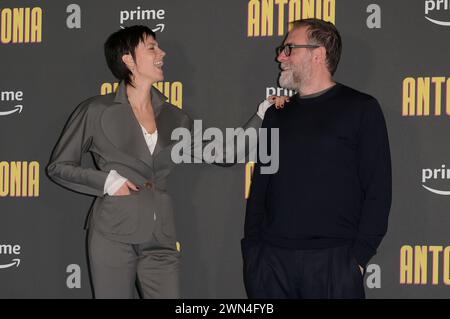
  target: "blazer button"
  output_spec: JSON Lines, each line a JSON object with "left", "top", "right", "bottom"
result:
{"left": 144, "top": 182, "right": 153, "bottom": 189}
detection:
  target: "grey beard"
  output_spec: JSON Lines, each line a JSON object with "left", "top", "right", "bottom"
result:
{"left": 294, "top": 64, "right": 312, "bottom": 93}
{"left": 278, "top": 70, "right": 298, "bottom": 90}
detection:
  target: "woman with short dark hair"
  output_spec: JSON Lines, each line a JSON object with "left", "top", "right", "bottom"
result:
{"left": 47, "top": 25, "right": 285, "bottom": 298}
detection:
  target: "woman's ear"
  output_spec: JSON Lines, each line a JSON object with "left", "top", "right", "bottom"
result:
{"left": 122, "top": 53, "right": 135, "bottom": 72}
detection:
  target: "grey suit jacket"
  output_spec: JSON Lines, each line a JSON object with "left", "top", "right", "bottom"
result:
{"left": 47, "top": 82, "right": 262, "bottom": 244}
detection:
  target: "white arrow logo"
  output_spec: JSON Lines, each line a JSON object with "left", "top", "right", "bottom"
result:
{"left": 0, "top": 105, "right": 23, "bottom": 116}
{"left": 425, "top": 16, "right": 450, "bottom": 26}
{"left": 0, "top": 258, "right": 21, "bottom": 269}
{"left": 422, "top": 185, "right": 450, "bottom": 195}
{"left": 120, "top": 24, "right": 165, "bottom": 32}
{"left": 152, "top": 23, "right": 165, "bottom": 32}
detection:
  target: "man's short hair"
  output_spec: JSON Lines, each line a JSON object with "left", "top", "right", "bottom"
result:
{"left": 290, "top": 19, "right": 342, "bottom": 75}
{"left": 104, "top": 25, "right": 156, "bottom": 86}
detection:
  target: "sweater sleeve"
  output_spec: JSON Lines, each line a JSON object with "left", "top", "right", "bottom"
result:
{"left": 351, "top": 98, "right": 392, "bottom": 267}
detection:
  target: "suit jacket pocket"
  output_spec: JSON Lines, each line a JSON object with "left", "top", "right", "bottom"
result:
{"left": 97, "top": 193, "right": 139, "bottom": 235}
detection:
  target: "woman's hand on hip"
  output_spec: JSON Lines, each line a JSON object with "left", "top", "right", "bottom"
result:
{"left": 113, "top": 180, "right": 139, "bottom": 196}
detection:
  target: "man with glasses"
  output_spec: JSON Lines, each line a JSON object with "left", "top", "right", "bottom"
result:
{"left": 242, "top": 18, "right": 391, "bottom": 299}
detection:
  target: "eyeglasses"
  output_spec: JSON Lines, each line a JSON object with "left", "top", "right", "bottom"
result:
{"left": 276, "top": 44, "right": 320, "bottom": 57}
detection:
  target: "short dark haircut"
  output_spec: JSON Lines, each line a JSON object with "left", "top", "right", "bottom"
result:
{"left": 104, "top": 25, "right": 156, "bottom": 86}
{"left": 290, "top": 19, "right": 342, "bottom": 75}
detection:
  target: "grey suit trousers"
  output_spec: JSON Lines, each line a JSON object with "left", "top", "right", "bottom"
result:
{"left": 87, "top": 225, "right": 180, "bottom": 299}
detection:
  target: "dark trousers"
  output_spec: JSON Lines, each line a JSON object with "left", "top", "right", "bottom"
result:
{"left": 242, "top": 242, "right": 365, "bottom": 299}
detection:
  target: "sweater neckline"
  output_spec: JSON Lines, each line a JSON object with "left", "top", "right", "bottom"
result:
{"left": 293, "top": 82, "right": 342, "bottom": 104}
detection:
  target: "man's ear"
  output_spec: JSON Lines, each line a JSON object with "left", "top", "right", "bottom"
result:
{"left": 314, "top": 46, "right": 327, "bottom": 65}
{"left": 122, "top": 53, "right": 135, "bottom": 70}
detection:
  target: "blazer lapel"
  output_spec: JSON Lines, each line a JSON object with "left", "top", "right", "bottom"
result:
{"left": 100, "top": 103, "right": 154, "bottom": 168}
{"left": 150, "top": 86, "right": 173, "bottom": 157}
{"left": 152, "top": 109, "right": 172, "bottom": 157}
{"left": 100, "top": 82, "right": 159, "bottom": 168}
{"left": 103, "top": 81, "right": 179, "bottom": 163}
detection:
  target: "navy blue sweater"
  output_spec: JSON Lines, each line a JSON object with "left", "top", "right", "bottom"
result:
{"left": 244, "top": 83, "right": 392, "bottom": 267}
